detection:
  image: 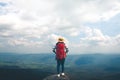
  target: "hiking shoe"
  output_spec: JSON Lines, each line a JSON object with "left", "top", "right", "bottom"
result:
{"left": 57, "top": 74, "right": 60, "bottom": 77}
{"left": 61, "top": 73, "right": 65, "bottom": 76}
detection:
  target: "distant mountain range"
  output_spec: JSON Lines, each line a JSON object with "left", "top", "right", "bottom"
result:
{"left": 0, "top": 53, "right": 120, "bottom": 80}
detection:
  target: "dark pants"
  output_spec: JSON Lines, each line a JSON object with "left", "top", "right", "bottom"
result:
{"left": 57, "top": 58, "right": 65, "bottom": 74}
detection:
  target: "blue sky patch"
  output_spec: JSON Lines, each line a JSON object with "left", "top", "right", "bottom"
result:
{"left": 0, "top": 2, "right": 7, "bottom": 7}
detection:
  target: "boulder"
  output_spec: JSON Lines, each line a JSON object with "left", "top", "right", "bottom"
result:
{"left": 43, "top": 74, "right": 70, "bottom": 80}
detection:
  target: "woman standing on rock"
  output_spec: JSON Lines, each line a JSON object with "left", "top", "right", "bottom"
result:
{"left": 53, "top": 37, "right": 69, "bottom": 77}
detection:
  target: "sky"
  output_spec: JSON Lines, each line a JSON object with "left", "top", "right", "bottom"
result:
{"left": 0, "top": 0, "right": 120, "bottom": 54}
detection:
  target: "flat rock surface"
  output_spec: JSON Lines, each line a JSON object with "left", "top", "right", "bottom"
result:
{"left": 43, "top": 74, "right": 70, "bottom": 80}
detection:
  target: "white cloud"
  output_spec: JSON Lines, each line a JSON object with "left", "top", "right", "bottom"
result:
{"left": 72, "top": 0, "right": 120, "bottom": 22}
{"left": 8, "top": 38, "right": 42, "bottom": 47}
{"left": 82, "top": 27, "right": 107, "bottom": 41}
{"left": 69, "top": 27, "right": 120, "bottom": 53}
{"left": 0, "top": 0, "right": 120, "bottom": 53}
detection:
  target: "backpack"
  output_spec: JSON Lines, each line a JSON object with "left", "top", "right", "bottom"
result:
{"left": 56, "top": 42, "right": 66, "bottom": 60}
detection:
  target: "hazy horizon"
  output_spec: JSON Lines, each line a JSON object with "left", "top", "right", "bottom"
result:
{"left": 0, "top": 52, "right": 120, "bottom": 55}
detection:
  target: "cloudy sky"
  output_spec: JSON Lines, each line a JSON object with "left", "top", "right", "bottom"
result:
{"left": 0, "top": 0, "right": 120, "bottom": 54}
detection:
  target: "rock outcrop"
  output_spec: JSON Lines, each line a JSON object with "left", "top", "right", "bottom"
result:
{"left": 43, "top": 74, "right": 70, "bottom": 80}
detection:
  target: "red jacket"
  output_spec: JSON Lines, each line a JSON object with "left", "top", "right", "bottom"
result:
{"left": 55, "top": 42, "right": 67, "bottom": 60}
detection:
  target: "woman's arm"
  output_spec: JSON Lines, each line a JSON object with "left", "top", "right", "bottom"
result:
{"left": 53, "top": 47, "right": 56, "bottom": 54}
{"left": 65, "top": 47, "right": 69, "bottom": 53}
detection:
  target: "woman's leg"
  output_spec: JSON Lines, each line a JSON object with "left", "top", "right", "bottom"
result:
{"left": 61, "top": 58, "right": 65, "bottom": 73}
{"left": 57, "top": 59, "right": 60, "bottom": 74}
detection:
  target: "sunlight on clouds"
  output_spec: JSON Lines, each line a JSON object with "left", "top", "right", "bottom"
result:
{"left": 48, "top": 34, "right": 69, "bottom": 46}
